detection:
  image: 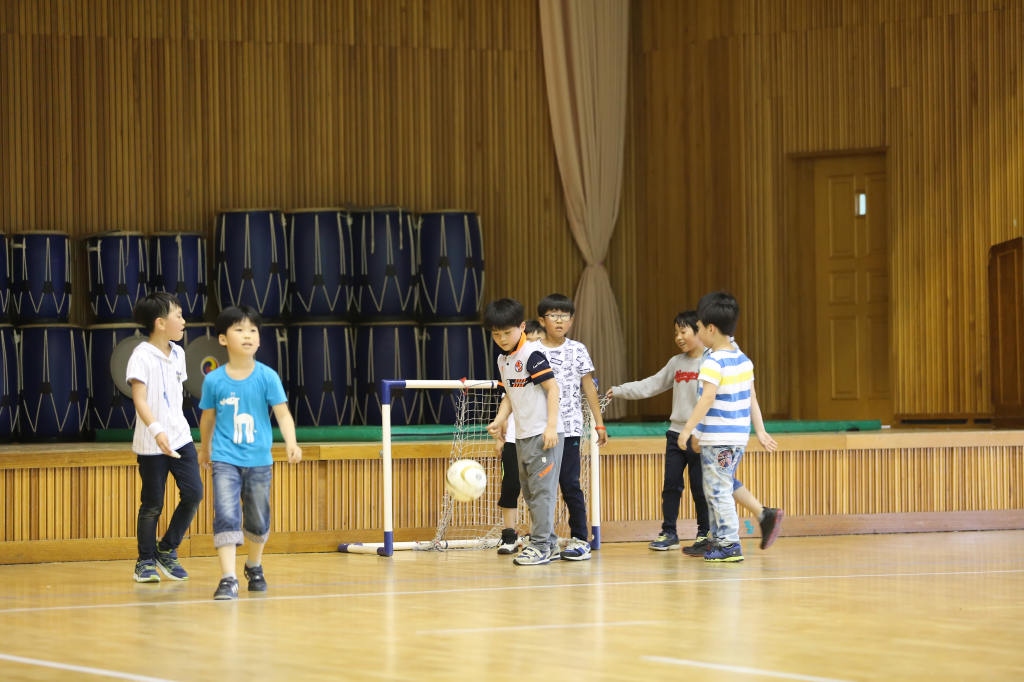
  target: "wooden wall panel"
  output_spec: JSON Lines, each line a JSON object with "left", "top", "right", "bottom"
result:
{"left": 3, "top": 439, "right": 1022, "bottom": 550}
{"left": 630, "top": 0, "right": 1024, "bottom": 419}
{"left": 0, "top": 0, "right": 641, "bottom": 351}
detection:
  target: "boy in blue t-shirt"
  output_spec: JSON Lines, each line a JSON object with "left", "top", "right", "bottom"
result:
{"left": 199, "top": 305, "right": 302, "bottom": 600}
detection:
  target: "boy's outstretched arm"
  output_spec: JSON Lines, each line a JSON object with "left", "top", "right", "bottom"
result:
{"left": 580, "top": 372, "right": 607, "bottom": 446}
{"left": 676, "top": 381, "right": 718, "bottom": 450}
{"left": 272, "top": 403, "right": 303, "bottom": 463}
{"left": 605, "top": 359, "right": 675, "bottom": 402}
{"left": 199, "top": 408, "right": 216, "bottom": 468}
{"left": 749, "top": 383, "right": 778, "bottom": 452}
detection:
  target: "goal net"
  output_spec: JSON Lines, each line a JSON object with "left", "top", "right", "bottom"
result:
{"left": 337, "top": 379, "right": 608, "bottom": 556}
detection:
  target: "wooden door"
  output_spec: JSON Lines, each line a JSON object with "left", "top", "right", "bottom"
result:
{"left": 813, "top": 155, "right": 892, "bottom": 422}
{"left": 989, "top": 238, "right": 1024, "bottom": 428}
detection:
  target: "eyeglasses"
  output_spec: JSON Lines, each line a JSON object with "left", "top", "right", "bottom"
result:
{"left": 545, "top": 313, "right": 571, "bottom": 322}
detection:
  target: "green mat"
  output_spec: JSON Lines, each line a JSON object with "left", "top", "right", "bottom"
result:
{"left": 94, "top": 420, "right": 881, "bottom": 444}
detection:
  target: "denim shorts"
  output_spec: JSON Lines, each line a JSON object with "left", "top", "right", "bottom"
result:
{"left": 212, "top": 461, "right": 273, "bottom": 549}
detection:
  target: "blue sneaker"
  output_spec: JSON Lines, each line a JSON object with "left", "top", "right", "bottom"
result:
{"left": 244, "top": 564, "right": 267, "bottom": 592}
{"left": 133, "top": 559, "right": 160, "bottom": 583}
{"left": 704, "top": 542, "right": 744, "bottom": 563}
{"left": 213, "top": 577, "right": 239, "bottom": 600}
{"left": 648, "top": 532, "right": 680, "bottom": 551}
{"left": 156, "top": 548, "right": 188, "bottom": 581}
{"left": 560, "top": 538, "right": 591, "bottom": 561}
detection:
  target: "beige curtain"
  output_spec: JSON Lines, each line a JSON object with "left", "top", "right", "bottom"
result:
{"left": 539, "top": 0, "right": 629, "bottom": 418}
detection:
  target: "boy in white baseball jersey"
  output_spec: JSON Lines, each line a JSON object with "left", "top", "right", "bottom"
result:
{"left": 485, "top": 299, "right": 564, "bottom": 566}
{"left": 127, "top": 292, "right": 203, "bottom": 583}
{"left": 496, "top": 320, "right": 546, "bottom": 555}
{"left": 536, "top": 294, "right": 607, "bottom": 561}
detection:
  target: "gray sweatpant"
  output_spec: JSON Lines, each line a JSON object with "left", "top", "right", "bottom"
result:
{"left": 516, "top": 433, "right": 565, "bottom": 553}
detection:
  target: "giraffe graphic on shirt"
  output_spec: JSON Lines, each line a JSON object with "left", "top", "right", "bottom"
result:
{"left": 220, "top": 393, "right": 256, "bottom": 444}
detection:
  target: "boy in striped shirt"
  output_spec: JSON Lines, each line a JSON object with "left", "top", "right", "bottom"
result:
{"left": 677, "top": 292, "right": 776, "bottom": 563}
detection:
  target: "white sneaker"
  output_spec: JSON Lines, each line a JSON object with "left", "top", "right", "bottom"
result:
{"left": 512, "top": 545, "right": 553, "bottom": 566}
{"left": 560, "top": 538, "right": 591, "bottom": 561}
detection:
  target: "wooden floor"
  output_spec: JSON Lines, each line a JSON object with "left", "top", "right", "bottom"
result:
{"left": 0, "top": 532, "right": 1022, "bottom": 681}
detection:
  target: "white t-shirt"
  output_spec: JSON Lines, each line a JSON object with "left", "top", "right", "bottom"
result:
{"left": 540, "top": 338, "right": 595, "bottom": 437}
{"left": 497, "top": 335, "right": 562, "bottom": 439}
{"left": 126, "top": 341, "right": 192, "bottom": 455}
{"left": 505, "top": 412, "right": 517, "bottom": 443}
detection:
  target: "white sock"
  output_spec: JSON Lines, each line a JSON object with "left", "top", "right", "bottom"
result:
{"left": 222, "top": 572, "right": 236, "bottom": 580}
{"left": 245, "top": 559, "right": 260, "bottom": 569}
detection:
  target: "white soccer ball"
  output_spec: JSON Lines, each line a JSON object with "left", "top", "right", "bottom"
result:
{"left": 445, "top": 459, "right": 487, "bottom": 502}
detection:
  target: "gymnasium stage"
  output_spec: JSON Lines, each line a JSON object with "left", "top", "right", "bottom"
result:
{"left": 2, "top": 428, "right": 1021, "bottom": 565}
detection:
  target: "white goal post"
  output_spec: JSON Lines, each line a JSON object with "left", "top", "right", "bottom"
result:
{"left": 336, "top": 378, "right": 602, "bottom": 557}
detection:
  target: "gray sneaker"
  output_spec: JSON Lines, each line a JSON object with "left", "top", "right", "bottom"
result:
{"left": 561, "top": 538, "right": 592, "bottom": 561}
{"left": 512, "top": 545, "right": 553, "bottom": 566}
{"left": 649, "top": 532, "right": 680, "bottom": 551}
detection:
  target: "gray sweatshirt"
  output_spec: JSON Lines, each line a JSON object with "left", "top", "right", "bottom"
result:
{"left": 611, "top": 353, "right": 703, "bottom": 433}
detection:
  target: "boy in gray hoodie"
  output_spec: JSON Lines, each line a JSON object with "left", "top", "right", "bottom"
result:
{"left": 607, "top": 311, "right": 708, "bottom": 552}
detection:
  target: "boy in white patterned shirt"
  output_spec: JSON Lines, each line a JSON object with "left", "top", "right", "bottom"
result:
{"left": 536, "top": 294, "right": 608, "bottom": 561}
{"left": 126, "top": 292, "right": 203, "bottom": 583}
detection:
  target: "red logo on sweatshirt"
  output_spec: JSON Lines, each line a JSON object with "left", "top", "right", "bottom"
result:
{"left": 515, "top": 360, "right": 523, "bottom": 372}
{"left": 675, "top": 371, "right": 698, "bottom": 383}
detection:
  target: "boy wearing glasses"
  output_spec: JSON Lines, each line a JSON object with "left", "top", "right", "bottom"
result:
{"left": 536, "top": 294, "right": 608, "bottom": 561}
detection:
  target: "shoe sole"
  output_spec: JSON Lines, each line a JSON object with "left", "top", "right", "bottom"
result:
{"left": 513, "top": 558, "right": 552, "bottom": 566}
{"left": 156, "top": 562, "right": 187, "bottom": 581}
{"left": 133, "top": 574, "right": 160, "bottom": 583}
{"left": 704, "top": 556, "right": 744, "bottom": 562}
{"left": 761, "top": 509, "right": 785, "bottom": 550}
{"left": 648, "top": 544, "right": 680, "bottom": 551}
{"left": 497, "top": 548, "right": 516, "bottom": 555}
{"left": 682, "top": 549, "right": 707, "bottom": 557}
{"left": 213, "top": 593, "right": 238, "bottom": 600}
{"left": 248, "top": 585, "right": 267, "bottom": 592}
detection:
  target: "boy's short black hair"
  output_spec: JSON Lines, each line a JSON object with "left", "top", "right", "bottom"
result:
{"left": 215, "top": 305, "right": 263, "bottom": 337}
{"left": 674, "top": 310, "right": 699, "bottom": 334}
{"left": 697, "top": 292, "right": 739, "bottom": 336}
{"left": 483, "top": 299, "right": 524, "bottom": 331}
{"left": 537, "top": 293, "right": 575, "bottom": 317}
{"left": 524, "top": 319, "right": 545, "bottom": 336}
{"left": 132, "top": 291, "right": 181, "bottom": 335}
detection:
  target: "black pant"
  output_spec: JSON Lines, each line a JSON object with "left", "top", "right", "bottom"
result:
{"left": 136, "top": 442, "right": 204, "bottom": 560}
{"left": 559, "top": 436, "right": 588, "bottom": 541}
{"left": 498, "top": 442, "right": 521, "bottom": 509}
{"left": 663, "top": 430, "right": 709, "bottom": 537}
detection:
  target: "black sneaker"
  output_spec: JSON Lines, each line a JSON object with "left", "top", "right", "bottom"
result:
{"left": 497, "top": 529, "right": 519, "bottom": 555}
{"left": 682, "top": 535, "right": 711, "bottom": 557}
{"left": 244, "top": 564, "right": 267, "bottom": 592}
{"left": 759, "top": 508, "right": 785, "bottom": 550}
{"left": 213, "top": 577, "right": 239, "bottom": 600}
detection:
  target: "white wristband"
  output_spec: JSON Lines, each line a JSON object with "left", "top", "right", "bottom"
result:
{"left": 148, "top": 422, "right": 166, "bottom": 439}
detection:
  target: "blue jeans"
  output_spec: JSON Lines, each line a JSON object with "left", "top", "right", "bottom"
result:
{"left": 212, "top": 462, "right": 273, "bottom": 548}
{"left": 700, "top": 445, "right": 745, "bottom": 546}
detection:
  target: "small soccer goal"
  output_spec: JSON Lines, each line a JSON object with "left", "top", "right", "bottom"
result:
{"left": 336, "top": 378, "right": 605, "bottom": 557}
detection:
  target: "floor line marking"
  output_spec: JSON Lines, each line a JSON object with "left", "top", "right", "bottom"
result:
{"left": 0, "top": 568, "right": 1020, "bottom": 615}
{"left": 417, "top": 620, "right": 668, "bottom": 635}
{"left": 0, "top": 652, "right": 178, "bottom": 682}
{"left": 643, "top": 656, "right": 857, "bottom": 682}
